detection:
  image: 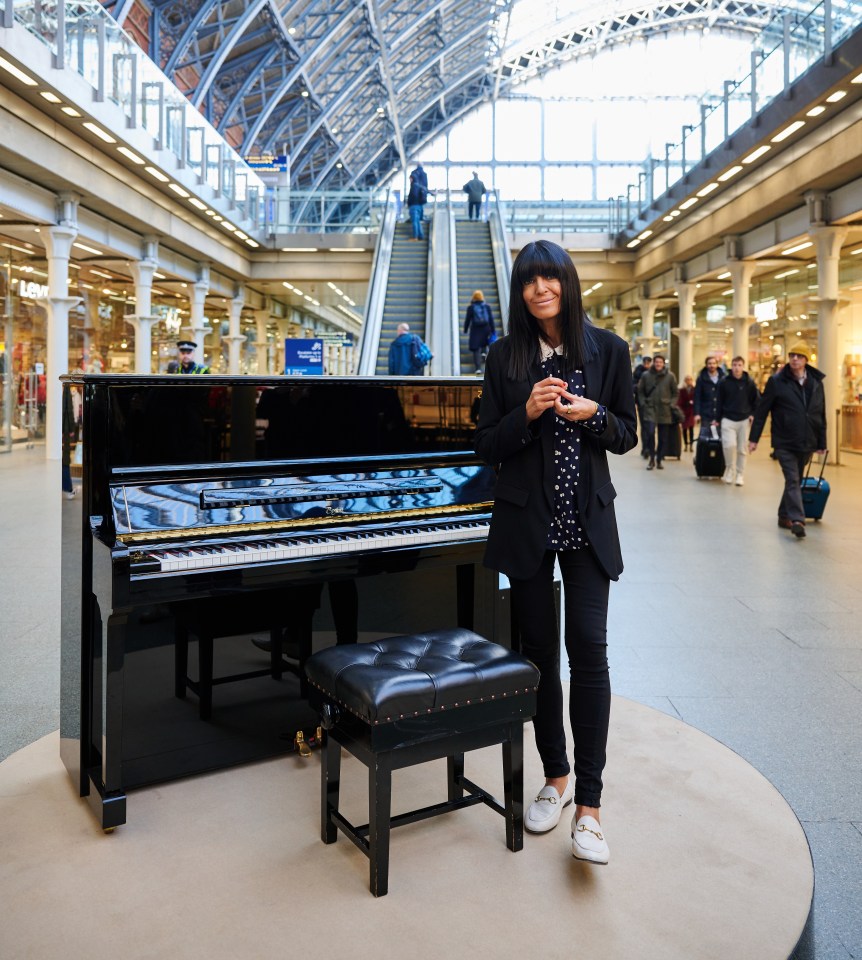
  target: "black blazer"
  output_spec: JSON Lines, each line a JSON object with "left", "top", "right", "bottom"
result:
{"left": 475, "top": 327, "right": 637, "bottom": 582}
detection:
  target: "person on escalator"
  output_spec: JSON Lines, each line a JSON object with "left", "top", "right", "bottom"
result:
{"left": 464, "top": 290, "right": 495, "bottom": 374}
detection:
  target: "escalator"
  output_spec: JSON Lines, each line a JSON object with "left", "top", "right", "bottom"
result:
{"left": 454, "top": 219, "right": 501, "bottom": 376}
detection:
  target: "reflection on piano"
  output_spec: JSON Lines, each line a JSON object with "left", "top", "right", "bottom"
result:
{"left": 60, "top": 375, "right": 502, "bottom": 829}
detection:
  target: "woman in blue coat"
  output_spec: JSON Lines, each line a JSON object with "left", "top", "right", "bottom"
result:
{"left": 464, "top": 290, "right": 495, "bottom": 373}
{"left": 475, "top": 239, "right": 636, "bottom": 864}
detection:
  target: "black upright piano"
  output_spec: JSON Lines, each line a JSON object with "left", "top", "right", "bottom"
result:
{"left": 60, "top": 375, "right": 506, "bottom": 829}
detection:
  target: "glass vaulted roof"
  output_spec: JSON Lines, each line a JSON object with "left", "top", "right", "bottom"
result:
{"left": 101, "top": 0, "right": 840, "bottom": 191}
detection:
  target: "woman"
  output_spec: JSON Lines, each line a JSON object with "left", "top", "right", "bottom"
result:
{"left": 464, "top": 290, "right": 495, "bottom": 374}
{"left": 678, "top": 374, "right": 696, "bottom": 451}
{"left": 475, "top": 239, "right": 636, "bottom": 864}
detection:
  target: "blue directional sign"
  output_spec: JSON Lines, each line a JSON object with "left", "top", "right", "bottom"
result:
{"left": 284, "top": 338, "right": 324, "bottom": 375}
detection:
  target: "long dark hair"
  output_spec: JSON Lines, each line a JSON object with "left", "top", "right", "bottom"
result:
{"left": 506, "top": 239, "right": 597, "bottom": 381}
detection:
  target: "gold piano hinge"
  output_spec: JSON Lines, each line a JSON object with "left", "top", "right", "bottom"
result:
{"left": 294, "top": 730, "right": 312, "bottom": 758}
{"left": 116, "top": 502, "right": 493, "bottom": 546}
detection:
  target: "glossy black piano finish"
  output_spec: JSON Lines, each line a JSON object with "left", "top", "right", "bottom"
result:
{"left": 60, "top": 374, "right": 503, "bottom": 828}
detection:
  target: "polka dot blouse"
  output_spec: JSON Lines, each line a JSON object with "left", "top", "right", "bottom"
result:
{"left": 539, "top": 345, "right": 607, "bottom": 551}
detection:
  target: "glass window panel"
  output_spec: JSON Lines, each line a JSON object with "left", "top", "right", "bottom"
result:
{"left": 447, "top": 104, "right": 493, "bottom": 161}
{"left": 596, "top": 166, "right": 643, "bottom": 200}
{"left": 544, "top": 102, "right": 593, "bottom": 160}
{"left": 543, "top": 165, "right": 594, "bottom": 200}
{"left": 494, "top": 100, "right": 541, "bottom": 160}
{"left": 494, "top": 165, "right": 541, "bottom": 200}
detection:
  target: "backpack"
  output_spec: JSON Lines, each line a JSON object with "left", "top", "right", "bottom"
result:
{"left": 471, "top": 302, "right": 490, "bottom": 326}
{"left": 411, "top": 335, "right": 433, "bottom": 367}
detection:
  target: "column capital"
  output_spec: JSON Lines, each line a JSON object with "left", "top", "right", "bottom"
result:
{"left": 804, "top": 190, "right": 830, "bottom": 227}
{"left": 810, "top": 224, "right": 848, "bottom": 261}
{"left": 43, "top": 224, "right": 78, "bottom": 261}
{"left": 55, "top": 192, "right": 80, "bottom": 228}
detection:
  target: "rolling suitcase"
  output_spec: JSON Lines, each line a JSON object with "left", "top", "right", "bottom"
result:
{"left": 801, "top": 453, "right": 830, "bottom": 520}
{"left": 694, "top": 426, "right": 725, "bottom": 479}
{"left": 665, "top": 423, "right": 682, "bottom": 460}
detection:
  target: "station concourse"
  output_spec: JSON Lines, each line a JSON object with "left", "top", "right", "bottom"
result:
{"left": 2, "top": 1, "right": 862, "bottom": 957}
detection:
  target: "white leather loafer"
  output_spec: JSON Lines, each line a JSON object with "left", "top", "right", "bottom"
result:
{"left": 735, "top": 475, "right": 744, "bottom": 486}
{"left": 524, "top": 780, "right": 574, "bottom": 834}
{"left": 571, "top": 814, "right": 609, "bottom": 864}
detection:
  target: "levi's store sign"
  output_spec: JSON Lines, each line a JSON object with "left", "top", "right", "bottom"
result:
{"left": 18, "top": 279, "right": 49, "bottom": 299}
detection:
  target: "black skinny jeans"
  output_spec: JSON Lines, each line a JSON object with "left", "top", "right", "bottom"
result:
{"left": 510, "top": 548, "right": 611, "bottom": 808}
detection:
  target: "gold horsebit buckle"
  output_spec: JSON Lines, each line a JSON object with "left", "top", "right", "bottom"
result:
{"left": 576, "top": 823, "right": 604, "bottom": 841}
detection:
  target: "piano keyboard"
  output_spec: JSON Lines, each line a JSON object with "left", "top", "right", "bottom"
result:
{"left": 135, "top": 519, "right": 490, "bottom": 574}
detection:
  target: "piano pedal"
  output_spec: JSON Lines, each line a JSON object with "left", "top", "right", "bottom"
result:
{"left": 294, "top": 729, "right": 312, "bottom": 758}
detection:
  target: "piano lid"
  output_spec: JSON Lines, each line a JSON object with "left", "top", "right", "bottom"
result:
{"left": 110, "top": 462, "right": 496, "bottom": 543}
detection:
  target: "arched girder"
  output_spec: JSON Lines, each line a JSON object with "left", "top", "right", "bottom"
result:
{"left": 238, "top": 2, "right": 369, "bottom": 152}
{"left": 190, "top": 0, "right": 271, "bottom": 108}
{"left": 266, "top": 0, "right": 460, "bottom": 163}
{"left": 217, "top": 44, "right": 286, "bottom": 135}
{"left": 499, "top": 0, "right": 824, "bottom": 87}
{"left": 288, "top": 8, "right": 498, "bottom": 180}
{"left": 163, "top": 0, "right": 224, "bottom": 76}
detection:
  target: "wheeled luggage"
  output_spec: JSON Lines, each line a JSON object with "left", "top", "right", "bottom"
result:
{"left": 801, "top": 453, "right": 830, "bottom": 520}
{"left": 664, "top": 423, "right": 682, "bottom": 460}
{"left": 694, "top": 427, "right": 725, "bottom": 479}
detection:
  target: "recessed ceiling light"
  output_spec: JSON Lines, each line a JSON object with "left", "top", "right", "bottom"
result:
{"left": 771, "top": 121, "right": 805, "bottom": 143}
{"left": 145, "top": 166, "right": 170, "bottom": 182}
{"left": 717, "top": 271, "right": 731, "bottom": 280}
{"left": 40, "top": 91, "right": 62, "bottom": 103}
{"left": 806, "top": 105, "right": 826, "bottom": 117}
{"left": 82, "top": 121, "right": 116, "bottom": 143}
{"left": 662, "top": 215, "right": 674, "bottom": 222}
{"left": 637, "top": 230, "right": 652, "bottom": 240}
{"left": 825, "top": 90, "right": 846, "bottom": 102}
{"left": 118, "top": 146, "right": 146, "bottom": 164}
{"left": 696, "top": 182, "right": 719, "bottom": 197}
{"left": 245, "top": 239, "right": 260, "bottom": 248}
{"left": 0, "top": 56, "right": 37, "bottom": 86}
{"left": 679, "top": 197, "right": 698, "bottom": 209}
{"left": 774, "top": 268, "right": 799, "bottom": 280}
{"left": 281, "top": 247, "right": 319, "bottom": 252}
{"left": 61, "top": 106, "right": 82, "bottom": 117}
{"left": 168, "top": 183, "right": 190, "bottom": 198}
{"left": 781, "top": 241, "right": 813, "bottom": 256}
{"left": 188, "top": 197, "right": 207, "bottom": 210}
{"left": 718, "top": 165, "right": 743, "bottom": 181}
{"left": 626, "top": 238, "right": 641, "bottom": 249}
{"left": 742, "top": 145, "right": 771, "bottom": 163}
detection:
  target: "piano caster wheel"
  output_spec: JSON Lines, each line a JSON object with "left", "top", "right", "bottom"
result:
{"left": 294, "top": 730, "right": 312, "bottom": 758}
{"left": 103, "top": 827, "right": 116, "bottom": 834}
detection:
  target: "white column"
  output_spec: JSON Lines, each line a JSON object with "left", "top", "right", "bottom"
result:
{"left": 81, "top": 290, "right": 99, "bottom": 370}
{"left": 127, "top": 255, "right": 159, "bottom": 374}
{"left": 811, "top": 225, "right": 848, "bottom": 460}
{"left": 728, "top": 260, "right": 757, "bottom": 363}
{"left": 674, "top": 282, "right": 697, "bottom": 381}
{"left": 637, "top": 298, "right": 659, "bottom": 355}
{"left": 226, "top": 287, "right": 246, "bottom": 374}
{"left": 254, "top": 307, "right": 270, "bottom": 374}
{"left": 612, "top": 310, "right": 628, "bottom": 341}
{"left": 186, "top": 265, "right": 210, "bottom": 365}
{"left": 43, "top": 219, "right": 81, "bottom": 460}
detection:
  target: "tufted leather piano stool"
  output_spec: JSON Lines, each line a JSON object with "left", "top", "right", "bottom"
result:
{"left": 304, "top": 628, "right": 540, "bottom": 896}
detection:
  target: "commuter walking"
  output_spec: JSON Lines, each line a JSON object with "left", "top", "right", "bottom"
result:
{"left": 464, "top": 290, "right": 495, "bottom": 373}
{"left": 637, "top": 354, "right": 678, "bottom": 470}
{"left": 462, "top": 171, "right": 486, "bottom": 220}
{"left": 388, "top": 322, "right": 429, "bottom": 375}
{"left": 632, "top": 355, "right": 652, "bottom": 458}
{"left": 475, "top": 238, "right": 637, "bottom": 865}
{"left": 717, "top": 356, "right": 759, "bottom": 485}
{"left": 748, "top": 342, "right": 826, "bottom": 539}
{"left": 406, "top": 174, "right": 427, "bottom": 241}
{"left": 693, "top": 355, "right": 725, "bottom": 432}
{"left": 677, "top": 374, "right": 696, "bottom": 451}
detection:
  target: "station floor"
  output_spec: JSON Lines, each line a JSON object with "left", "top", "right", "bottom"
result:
{"left": 1, "top": 441, "right": 860, "bottom": 958}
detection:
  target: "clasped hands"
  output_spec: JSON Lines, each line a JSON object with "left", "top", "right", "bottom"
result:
{"left": 526, "top": 375, "right": 597, "bottom": 423}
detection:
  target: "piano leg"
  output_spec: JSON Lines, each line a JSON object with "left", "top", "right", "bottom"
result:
{"left": 84, "top": 609, "right": 127, "bottom": 830}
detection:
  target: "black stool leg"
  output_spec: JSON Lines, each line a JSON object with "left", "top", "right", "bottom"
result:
{"left": 174, "top": 623, "right": 189, "bottom": 699}
{"left": 503, "top": 723, "right": 524, "bottom": 852}
{"left": 447, "top": 754, "right": 465, "bottom": 802}
{"left": 199, "top": 635, "right": 213, "bottom": 721}
{"left": 321, "top": 731, "right": 341, "bottom": 845}
{"left": 368, "top": 753, "right": 392, "bottom": 897}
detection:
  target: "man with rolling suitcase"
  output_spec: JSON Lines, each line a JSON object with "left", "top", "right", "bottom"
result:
{"left": 748, "top": 341, "right": 827, "bottom": 539}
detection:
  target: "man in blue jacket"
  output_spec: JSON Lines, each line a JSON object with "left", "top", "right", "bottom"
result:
{"left": 693, "top": 355, "right": 725, "bottom": 433}
{"left": 388, "top": 323, "right": 425, "bottom": 375}
{"left": 748, "top": 341, "right": 826, "bottom": 538}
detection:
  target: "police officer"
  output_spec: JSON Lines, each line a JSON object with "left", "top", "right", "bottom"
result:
{"left": 176, "top": 340, "right": 210, "bottom": 375}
